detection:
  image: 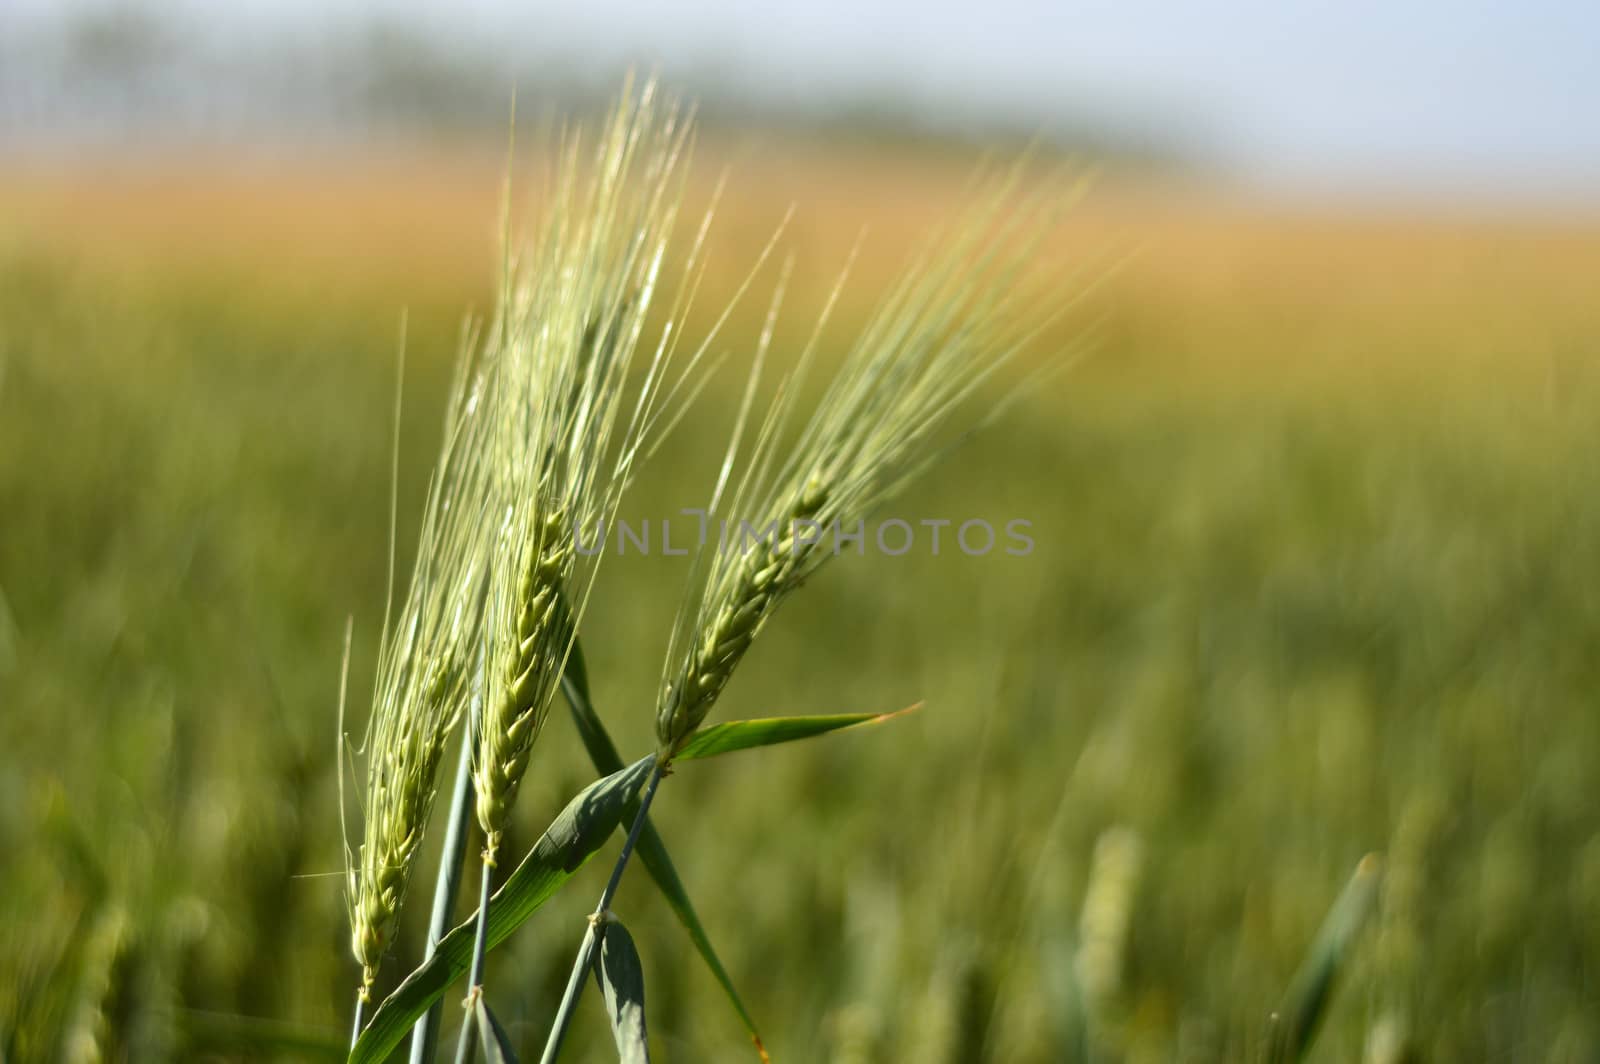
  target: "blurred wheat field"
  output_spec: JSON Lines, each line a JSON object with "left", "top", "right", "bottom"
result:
{"left": 2, "top": 143, "right": 1599, "bottom": 1062}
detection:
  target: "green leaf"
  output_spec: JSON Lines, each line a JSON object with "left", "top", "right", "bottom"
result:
{"left": 474, "top": 997, "right": 520, "bottom": 1064}
{"left": 673, "top": 705, "right": 919, "bottom": 762}
{"left": 560, "top": 638, "right": 624, "bottom": 777}
{"left": 561, "top": 642, "right": 769, "bottom": 1061}
{"left": 592, "top": 917, "right": 650, "bottom": 1064}
{"left": 1266, "top": 853, "right": 1384, "bottom": 1064}
{"left": 348, "top": 756, "right": 655, "bottom": 1064}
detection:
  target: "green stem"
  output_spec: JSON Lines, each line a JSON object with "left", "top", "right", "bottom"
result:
{"left": 452, "top": 859, "right": 494, "bottom": 1064}
{"left": 538, "top": 755, "right": 666, "bottom": 1064}
{"left": 409, "top": 712, "right": 477, "bottom": 1064}
{"left": 350, "top": 988, "right": 367, "bottom": 1051}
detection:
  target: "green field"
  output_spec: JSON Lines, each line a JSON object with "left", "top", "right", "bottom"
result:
{"left": 2, "top": 147, "right": 1599, "bottom": 1062}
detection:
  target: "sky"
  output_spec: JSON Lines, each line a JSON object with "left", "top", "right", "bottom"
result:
{"left": 5, "top": 0, "right": 1598, "bottom": 205}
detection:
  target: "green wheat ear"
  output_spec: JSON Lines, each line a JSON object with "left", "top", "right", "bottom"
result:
{"left": 658, "top": 161, "right": 1090, "bottom": 751}
{"left": 473, "top": 507, "right": 574, "bottom": 855}
{"left": 466, "top": 77, "right": 713, "bottom": 862}
{"left": 347, "top": 321, "right": 499, "bottom": 993}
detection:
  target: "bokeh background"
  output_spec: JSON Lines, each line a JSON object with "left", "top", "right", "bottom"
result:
{"left": 3, "top": 3, "right": 1599, "bottom": 1062}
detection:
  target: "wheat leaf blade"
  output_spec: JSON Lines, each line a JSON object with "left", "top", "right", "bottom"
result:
{"left": 349, "top": 757, "right": 655, "bottom": 1064}
{"left": 1266, "top": 853, "right": 1384, "bottom": 1064}
{"left": 627, "top": 823, "right": 768, "bottom": 1059}
{"left": 673, "top": 705, "right": 919, "bottom": 761}
{"left": 560, "top": 640, "right": 623, "bottom": 773}
{"left": 561, "top": 642, "right": 767, "bottom": 1059}
{"left": 592, "top": 917, "right": 650, "bottom": 1064}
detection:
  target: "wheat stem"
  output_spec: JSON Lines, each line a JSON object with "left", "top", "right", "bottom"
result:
{"left": 409, "top": 700, "right": 478, "bottom": 1064}
{"left": 539, "top": 755, "right": 666, "bottom": 1064}
{"left": 453, "top": 856, "right": 495, "bottom": 1064}
{"left": 467, "top": 860, "right": 494, "bottom": 998}
{"left": 349, "top": 988, "right": 368, "bottom": 1051}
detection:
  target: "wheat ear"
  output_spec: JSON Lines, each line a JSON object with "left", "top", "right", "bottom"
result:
{"left": 657, "top": 162, "right": 1087, "bottom": 749}
{"left": 346, "top": 320, "right": 498, "bottom": 1013}
{"left": 466, "top": 77, "right": 696, "bottom": 863}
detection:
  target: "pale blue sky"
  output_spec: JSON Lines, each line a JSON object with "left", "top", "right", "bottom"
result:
{"left": 6, "top": 0, "right": 1598, "bottom": 204}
